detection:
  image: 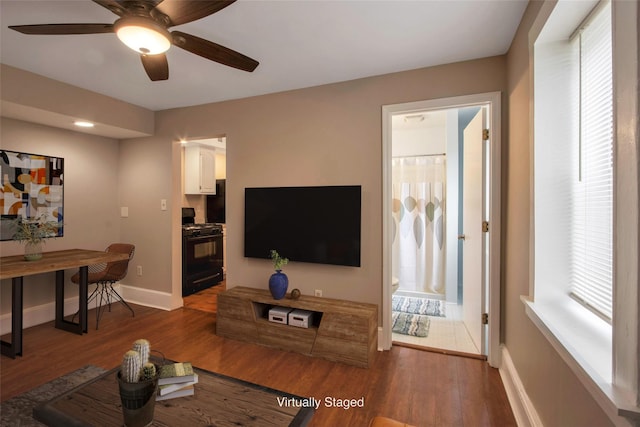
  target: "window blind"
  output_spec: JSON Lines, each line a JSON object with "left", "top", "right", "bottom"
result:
{"left": 570, "top": 2, "right": 613, "bottom": 321}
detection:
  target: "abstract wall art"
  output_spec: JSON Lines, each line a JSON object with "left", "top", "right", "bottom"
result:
{"left": 0, "top": 150, "right": 64, "bottom": 241}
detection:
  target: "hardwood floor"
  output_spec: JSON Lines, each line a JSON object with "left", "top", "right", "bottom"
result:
{"left": 182, "top": 280, "right": 226, "bottom": 313}
{"left": 1, "top": 299, "right": 516, "bottom": 426}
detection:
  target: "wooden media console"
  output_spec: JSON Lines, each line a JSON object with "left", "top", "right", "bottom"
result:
{"left": 216, "top": 286, "right": 378, "bottom": 368}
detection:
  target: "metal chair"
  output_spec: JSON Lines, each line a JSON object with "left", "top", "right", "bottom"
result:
{"left": 71, "top": 243, "right": 135, "bottom": 329}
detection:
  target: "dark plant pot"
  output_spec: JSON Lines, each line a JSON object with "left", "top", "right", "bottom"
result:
{"left": 117, "top": 371, "right": 158, "bottom": 427}
{"left": 269, "top": 270, "right": 289, "bottom": 300}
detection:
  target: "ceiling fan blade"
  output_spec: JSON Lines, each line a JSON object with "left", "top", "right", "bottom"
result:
{"left": 92, "top": 0, "right": 128, "bottom": 17}
{"left": 171, "top": 31, "right": 258, "bottom": 72}
{"left": 141, "top": 54, "right": 169, "bottom": 81}
{"left": 156, "top": 0, "right": 237, "bottom": 27}
{"left": 8, "top": 23, "right": 114, "bottom": 35}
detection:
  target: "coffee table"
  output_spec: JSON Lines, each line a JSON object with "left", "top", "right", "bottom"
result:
{"left": 33, "top": 364, "right": 315, "bottom": 426}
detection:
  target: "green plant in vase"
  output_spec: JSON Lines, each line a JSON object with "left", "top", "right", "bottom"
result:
{"left": 12, "top": 215, "right": 60, "bottom": 261}
{"left": 269, "top": 249, "right": 289, "bottom": 271}
{"left": 268, "top": 250, "right": 289, "bottom": 300}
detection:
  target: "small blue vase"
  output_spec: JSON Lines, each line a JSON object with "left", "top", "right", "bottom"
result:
{"left": 269, "top": 270, "right": 289, "bottom": 300}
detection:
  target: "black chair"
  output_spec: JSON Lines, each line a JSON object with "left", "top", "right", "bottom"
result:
{"left": 71, "top": 243, "right": 135, "bottom": 329}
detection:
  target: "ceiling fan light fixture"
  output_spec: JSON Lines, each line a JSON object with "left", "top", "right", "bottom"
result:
{"left": 114, "top": 17, "right": 171, "bottom": 55}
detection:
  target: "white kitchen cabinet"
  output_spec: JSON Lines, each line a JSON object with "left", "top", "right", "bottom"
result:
{"left": 184, "top": 145, "right": 216, "bottom": 194}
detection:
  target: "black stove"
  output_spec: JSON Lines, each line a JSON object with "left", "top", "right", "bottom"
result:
{"left": 182, "top": 223, "right": 222, "bottom": 237}
{"left": 181, "top": 207, "right": 223, "bottom": 296}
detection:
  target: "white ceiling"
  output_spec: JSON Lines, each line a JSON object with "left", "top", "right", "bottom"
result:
{"left": 0, "top": 0, "right": 528, "bottom": 112}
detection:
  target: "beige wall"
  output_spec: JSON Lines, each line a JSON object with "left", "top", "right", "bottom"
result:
{"left": 144, "top": 56, "right": 507, "bottom": 308}
{"left": 503, "top": 1, "right": 616, "bottom": 426}
{"left": 0, "top": 57, "right": 506, "bottom": 316}
{"left": 118, "top": 136, "right": 174, "bottom": 296}
{"left": 1, "top": 64, "right": 154, "bottom": 139}
{"left": 0, "top": 117, "right": 122, "bottom": 313}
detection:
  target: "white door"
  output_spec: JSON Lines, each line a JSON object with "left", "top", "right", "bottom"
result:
{"left": 462, "top": 108, "right": 486, "bottom": 354}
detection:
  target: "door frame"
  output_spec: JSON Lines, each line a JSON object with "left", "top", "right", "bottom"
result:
{"left": 381, "top": 91, "right": 502, "bottom": 367}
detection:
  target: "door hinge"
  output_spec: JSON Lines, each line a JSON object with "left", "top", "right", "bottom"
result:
{"left": 482, "top": 221, "right": 489, "bottom": 233}
{"left": 482, "top": 129, "right": 489, "bottom": 141}
{"left": 482, "top": 313, "right": 489, "bottom": 325}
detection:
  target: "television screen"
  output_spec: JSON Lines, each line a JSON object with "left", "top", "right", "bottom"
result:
{"left": 244, "top": 185, "right": 361, "bottom": 267}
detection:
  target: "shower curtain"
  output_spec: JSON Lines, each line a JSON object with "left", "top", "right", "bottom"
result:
{"left": 392, "top": 155, "right": 446, "bottom": 294}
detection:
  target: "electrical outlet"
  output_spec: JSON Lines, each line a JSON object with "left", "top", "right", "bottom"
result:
{"left": 314, "top": 289, "right": 323, "bottom": 297}
{"left": 137, "top": 265, "right": 143, "bottom": 276}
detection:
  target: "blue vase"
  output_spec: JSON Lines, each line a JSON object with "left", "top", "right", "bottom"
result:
{"left": 269, "top": 270, "right": 289, "bottom": 300}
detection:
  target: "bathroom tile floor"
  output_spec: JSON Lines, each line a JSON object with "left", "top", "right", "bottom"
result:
{"left": 392, "top": 302, "right": 480, "bottom": 355}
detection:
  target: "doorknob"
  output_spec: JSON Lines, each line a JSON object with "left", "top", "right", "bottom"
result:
{"left": 458, "top": 234, "right": 466, "bottom": 240}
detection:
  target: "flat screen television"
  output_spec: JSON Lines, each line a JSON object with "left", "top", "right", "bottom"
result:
{"left": 244, "top": 185, "right": 361, "bottom": 267}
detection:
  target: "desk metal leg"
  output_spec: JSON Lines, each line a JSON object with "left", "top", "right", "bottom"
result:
{"left": 79, "top": 267, "right": 88, "bottom": 333}
{"left": 55, "top": 268, "right": 85, "bottom": 335}
{"left": 1, "top": 277, "right": 23, "bottom": 358}
{"left": 55, "top": 270, "right": 64, "bottom": 329}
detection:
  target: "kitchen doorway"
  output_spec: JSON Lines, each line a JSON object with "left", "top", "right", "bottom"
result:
{"left": 381, "top": 92, "right": 502, "bottom": 367}
{"left": 180, "top": 136, "right": 228, "bottom": 314}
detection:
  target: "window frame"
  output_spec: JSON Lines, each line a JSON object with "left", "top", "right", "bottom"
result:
{"left": 525, "top": 0, "right": 640, "bottom": 424}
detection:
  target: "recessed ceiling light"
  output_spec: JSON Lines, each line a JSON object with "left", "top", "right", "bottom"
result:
{"left": 404, "top": 114, "right": 425, "bottom": 123}
{"left": 74, "top": 120, "right": 95, "bottom": 128}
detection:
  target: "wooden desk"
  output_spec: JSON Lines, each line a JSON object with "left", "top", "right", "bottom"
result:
{"left": 33, "top": 364, "right": 315, "bottom": 426}
{"left": 0, "top": 249, "right": 129, "bottom": 358}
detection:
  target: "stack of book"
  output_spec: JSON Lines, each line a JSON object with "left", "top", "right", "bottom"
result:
{"left": 156, "top": 362, "right": 198, "bottom": 401}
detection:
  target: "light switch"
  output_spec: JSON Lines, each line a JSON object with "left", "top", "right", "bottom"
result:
{"left": 121, "top": 207, "right": 129, "bottom": 217}
{"left": 160, "top": 199, "right": 167, "bottom": 211}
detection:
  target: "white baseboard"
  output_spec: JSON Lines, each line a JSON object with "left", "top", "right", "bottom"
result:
{"left": 0, "top": 283, "right": 176, "bottom": 335}
{"left": 118, "top": 284, "right": 175, "bottom": 311}
{"left": 0, "top": 286, "right": 102, "bottom": 336}
{"left": 499, "top": 345, "right": 544, "bottom": 427}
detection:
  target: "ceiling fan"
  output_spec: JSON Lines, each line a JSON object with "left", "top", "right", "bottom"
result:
{"left": 8, "top": 0, "right": 259, "bottom": 81}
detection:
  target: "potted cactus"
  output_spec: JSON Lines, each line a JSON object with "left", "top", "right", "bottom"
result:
{"left": 117, "top": 339, "right": 158, "bottom": 427}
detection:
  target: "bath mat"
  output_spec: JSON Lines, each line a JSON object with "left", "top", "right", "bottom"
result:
{"left": 391, "top": 311, "right": 430, "bottom": 337}
{"left": 392, "top": 295, "right": 446, "bottom": 317}
{"left": 1, "top": 365, "right": 106, "bottom": 427}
